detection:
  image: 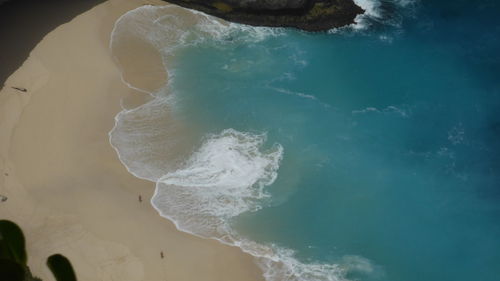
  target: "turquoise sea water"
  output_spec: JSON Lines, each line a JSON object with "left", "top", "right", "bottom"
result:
{"left": 110, "top": 1, "right": 500, "bottom": 280}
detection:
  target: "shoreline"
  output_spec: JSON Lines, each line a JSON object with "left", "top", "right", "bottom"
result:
{"left": 0, "top": 1, "right": 264, "bottom": 280}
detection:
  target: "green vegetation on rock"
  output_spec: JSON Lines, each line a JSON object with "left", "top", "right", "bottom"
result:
{"left": 212, "top": 2, "right": 233, "bottom": 12}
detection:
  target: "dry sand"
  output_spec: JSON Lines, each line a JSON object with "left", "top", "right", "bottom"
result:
{"left": 0, "top": 0, "right": 263, "bottom": 280}
{"left": 0, "top": 0, "right": 106, "bottom": 85}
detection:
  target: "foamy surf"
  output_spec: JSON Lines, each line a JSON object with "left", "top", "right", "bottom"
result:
{"left": 109, "top": 4, "right": 376, "bottom": 281}
{"left": 339, "top": 0, "right": 418, "bottom": 31}
{"left": 152, "top": 129, "right": 283, "bottom": 237}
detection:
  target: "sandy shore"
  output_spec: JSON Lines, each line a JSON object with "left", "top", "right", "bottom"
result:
{"left": 0, "top": 1, "right": 263, "bottom": 280}
{"left": 0, "top": 0, "right": 105, "bottom": 85}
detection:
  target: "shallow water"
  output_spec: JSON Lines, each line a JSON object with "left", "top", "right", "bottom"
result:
{"left": 110, "top": 1, "right": 500, "bottom": 280}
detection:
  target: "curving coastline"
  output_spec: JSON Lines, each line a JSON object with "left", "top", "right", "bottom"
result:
{"left": 0, "top": 1, "right": 427, "bottom": 281}
{"left": 0, "top": 1, "right": 264, "bottom": 280}
{"left": 3, "top": 1, "right": 498, "bottom": 281}
{"left": 108, "top": 4, "right": 369, "bottom": 281}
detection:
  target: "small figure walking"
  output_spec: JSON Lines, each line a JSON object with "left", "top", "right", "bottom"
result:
{"left": 138, "top": 195, "right": 142, "bottom": 202}
{"left": 160, "top": 251, "right": 164, "bottom": 259}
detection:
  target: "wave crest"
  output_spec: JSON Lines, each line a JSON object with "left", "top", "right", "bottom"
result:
{"left": 349, "top": 0, "right": 418, "bottom": 31}
{"left": 110, "top": 4, "right": 378, "bottom": 281}
{"left": 152, "top": 129, "right": 283, "bottom": 237}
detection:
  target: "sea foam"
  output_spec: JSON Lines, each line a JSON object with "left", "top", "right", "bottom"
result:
{"left": 152, "top": 129, "right": 283, "bottom": 237}
{"left": 348, "top": 0, "right": 417, "bottom": 31}
{"left": 110, "top": 5, "right": 374, "bottom": 281}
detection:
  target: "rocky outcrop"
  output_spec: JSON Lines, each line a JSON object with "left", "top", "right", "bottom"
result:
{"left": 164, "top": 0, "right": 364, "bottom": 31}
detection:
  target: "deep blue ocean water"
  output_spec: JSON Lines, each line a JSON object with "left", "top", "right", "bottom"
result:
{"left": 111, "top": 1, "right": 500, "bottom": 280}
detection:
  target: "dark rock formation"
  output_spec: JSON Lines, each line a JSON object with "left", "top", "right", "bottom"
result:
{"left": 164, "top": 0, "right": 364, "bottom": 31}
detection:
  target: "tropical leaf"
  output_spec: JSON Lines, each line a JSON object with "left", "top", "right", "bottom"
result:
{"left": 47, "top": 254, "right": 77, "bottom": 281}
{"left": 0, "top": 220, "right": 27, "bottom": 265}
{"left": 0, "top": 258, "right": 25, "bottom": 281}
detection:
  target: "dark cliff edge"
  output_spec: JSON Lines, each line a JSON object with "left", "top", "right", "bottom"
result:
{"left": 163, "top": 0, "right": 364, "bottom": 31}
{"left": 0, "top": 0, "right": 105, "bottom": 86}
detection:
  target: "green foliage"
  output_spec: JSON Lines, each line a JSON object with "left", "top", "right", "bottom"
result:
{"left": 0, "top": 258, "right": 25, "bottom": 281}
{"left": 0, "top": 220, "right": 27, "bottom": 265}
{"left": 46, "top": 254, "right": 77, "bottom": 281}
{"left": 212, "top": 1, "right": 233, "bottom": 12}
{"left": 305, "top": 2, "right": 340, "bottom": 20}
{"left": 0, "top": 220, "right": 77, "bottom": 281}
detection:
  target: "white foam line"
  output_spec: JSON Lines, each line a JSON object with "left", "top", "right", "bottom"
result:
{"left": 107, "top": 4, "right": 377, "bottom": 281}
{"left": 110, "top": 6, "right": 157, "bottom": 96}
{"left": 109, "top": 5, "right": 174, "bottom": 96}
{"left": 329, "top": 0, "right": 418, "bottom": 33}
{"left": 107, "top": 5, "right": 181, "bottom": 184}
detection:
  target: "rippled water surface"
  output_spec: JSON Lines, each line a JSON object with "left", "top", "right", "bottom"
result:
{"left": 111, "top": 1, "right": 500, "bottom": 280}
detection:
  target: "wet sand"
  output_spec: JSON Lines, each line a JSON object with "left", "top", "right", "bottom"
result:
{"left": 0, "top": 0, "right": 263, "bottom": 280}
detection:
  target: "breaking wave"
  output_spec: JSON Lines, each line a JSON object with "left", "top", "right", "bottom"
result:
{"left": 109, "top": 4, "right": 378, "bottom": 281}
{"left": 152, "top": 129, "right": 283, "bottom": 238}
{"left": 348, "top": 0, "right": 417, "bottom": 31}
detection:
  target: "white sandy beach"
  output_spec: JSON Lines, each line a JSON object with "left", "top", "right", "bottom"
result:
{"left": 0, "top": 0, "right": 263, "bottom": 280}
